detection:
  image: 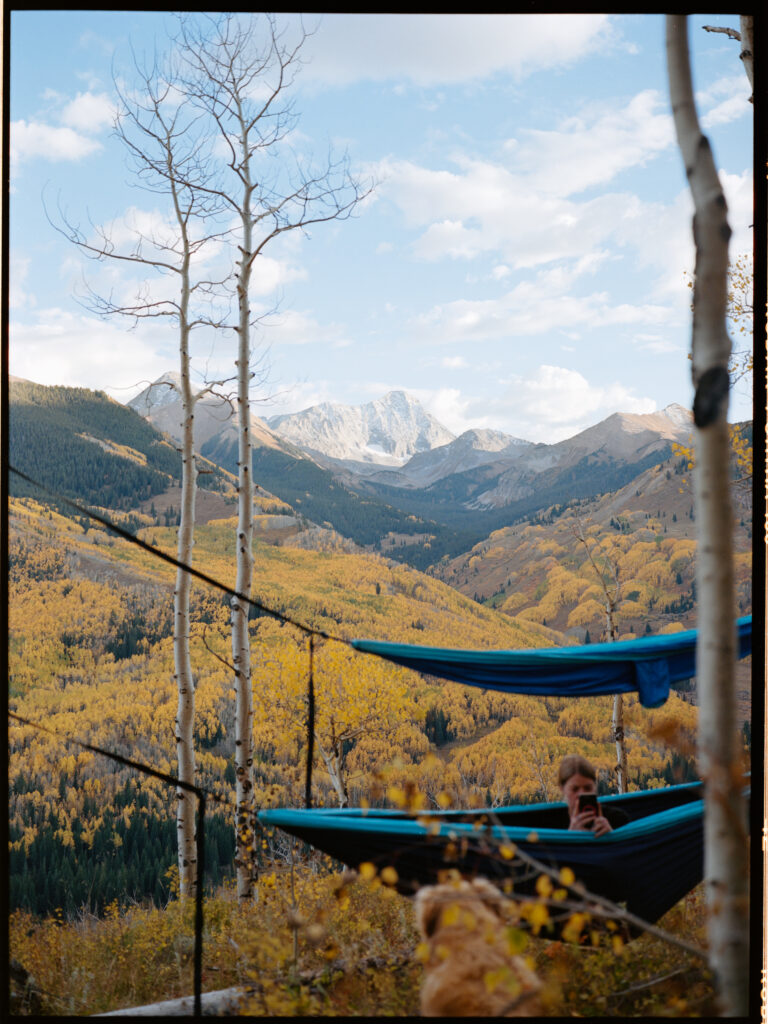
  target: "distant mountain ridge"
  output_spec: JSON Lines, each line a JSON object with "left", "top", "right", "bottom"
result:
{"left": 466, "top": 405, "right": 693, "bottom": 509}
{"left": 267, "top": 390, "right": 456, "bottom": 465}
{"left": 128, "top": 372, "right": 300, "bottom": 455}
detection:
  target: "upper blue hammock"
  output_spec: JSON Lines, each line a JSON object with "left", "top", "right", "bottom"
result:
{"left": 351, "top": 615, "right": 752, "bottom": 709}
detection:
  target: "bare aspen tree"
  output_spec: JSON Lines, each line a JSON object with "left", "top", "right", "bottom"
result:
{"left": 175, "top": 13, "right": 371, "bottom": 899}
{"left": 50, "top": 55, "right": 231, "bottom": 899}
{"left": 572, "top": 518, "right": 628, "bottom": 792}
{"left": 703, "top": 18, "right": 754, "bottom": 102}
{"left": 666, "top": 16, "right": 749, "bottom": 1016}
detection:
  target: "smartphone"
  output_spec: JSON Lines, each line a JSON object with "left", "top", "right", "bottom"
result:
{"left": 578, "top": 793, "right": 599, "bottom": 816}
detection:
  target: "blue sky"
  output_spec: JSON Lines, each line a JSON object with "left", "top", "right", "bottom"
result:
{"left": 9, "top": 12, "right": 753, "bottom": 443}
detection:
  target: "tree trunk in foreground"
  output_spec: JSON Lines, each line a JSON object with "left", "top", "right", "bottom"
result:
{"left": 174, "top": 291, "right": 198, "bottom": 897}
{"left": 666, "top": 16, "right": 749, "bottom": 1016}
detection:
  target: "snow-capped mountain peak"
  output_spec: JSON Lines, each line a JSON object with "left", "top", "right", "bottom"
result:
{"left": 267, "top": 391, "right": 455, "bottom": 465}
{"left": 128, "top": 372, "right": 193, "bottom": 414}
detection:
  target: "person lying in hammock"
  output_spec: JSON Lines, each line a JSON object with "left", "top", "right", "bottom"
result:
{"left": 557, "top": 754, "right": 629, "bottom": 835}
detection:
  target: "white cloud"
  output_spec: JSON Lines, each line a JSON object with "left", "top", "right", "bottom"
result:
{"left": 442, "top": 355, "right": 468, "bottom": 369}
{"left": 11, "top": 119, "right": 102, "bottom": 165}
{"left": 617, "top": 169, "right": 753, "bottom": 307}
{"left": 412, "top": 263, "right": 671, "bottom": 345}
{"left": 697, "top": 73, "right": 752, "bottom": 128}
{"left": 702, "top": 95, "right": 751, "bottom": 129}
{"left": 60, "top": 91, "right": 115, "bottom": 134}
{"left": 299, "top": 13, "right": 615, "bottom": 88}
{"left": 480, "top": 365, "right": 657, "bottom": 442}
{"left": 253, "top": 307, "right": 352, "bottom": 348}
{"left": 392, "top": 368, "right": 657, "bottom": 443}
{"left": 511, "top": 90, "right": 674, "bottom": 197}
{"left": 250, "top": 255, "right": 307, "bottom": 296}
{"left": 10, "top": 309, "right": 172, "bottom": 396}
{"left": 405, "top": 387, "right": 474, "bottom": 436}
{"left": 634, "top": 334, "right": 681, "bottom": 354}
{"left": 9, "top": 257, "right": 34, "bottom": 311}
{"left": 378, "top": 155, "right": 653, "bottom": 272}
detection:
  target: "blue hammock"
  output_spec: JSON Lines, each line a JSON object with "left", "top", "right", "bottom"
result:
{"left": 260, "top": 783, "right": 713, "bottom": 925}
{"left": 351, "top": 615, "right": 752, "bottom": 708}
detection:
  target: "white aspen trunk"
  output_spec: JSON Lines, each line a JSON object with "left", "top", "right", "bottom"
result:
{"left": 173, "top": 13, "right": 368, "bottom": 898}
{"left": 611, "top": 695, "right": 627, "bottom": 794}
{"left": 738, "top": 17, "right": 754, "bottom": 100}
{"left": 232, "top": 114, "right": 256, "bottom": 901}
{"left": 316, "top": 740, "right": 349, "bottom": 809}
{"left": 605, "top": 578, "right": 628, "bottom": 794}
{"left": 666, "top": 17, "right": 749, "bottom": 1015}
{"left": 174, "top": 267, "right": 198, "bottom": 898}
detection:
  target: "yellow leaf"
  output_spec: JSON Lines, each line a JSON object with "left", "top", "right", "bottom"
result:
{"left": 535, "top": 874, "right": 553, "bottom": 898}
{"left": 442, "top": 903, "right": 460, "bottom": 926}
{"left": 559, "top": 866, "right": 575, "bottom": 886}
{"left": 380, "top": 866, "right": 398, "bottom": 886}
{"left": 387, "top": 786, "right": 406, "bottom": 807}
{"left": 499, "top": 843, "right": 516, "bottom": 860}
{"left": 358, "top": 862, "right": 377, "bottom": 881}
{"left": 484, "top": 968, "right": 507, "bottom": 993}
{"left": 505, "top": 926, "right": 528, "bottom": 954}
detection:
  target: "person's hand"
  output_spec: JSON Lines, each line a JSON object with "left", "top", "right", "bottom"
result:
{"left": 568, "top": 808, "right": 596, "bottom": 831}
{"left": 568, "top": 810, "right": 613, "bottom": 835}
{"left": 591, "top": 814, "right": 613, "bottom": 837}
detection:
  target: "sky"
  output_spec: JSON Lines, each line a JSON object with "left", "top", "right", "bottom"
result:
{"left": 8, "top": 12, "right": 754, "bottom": 444}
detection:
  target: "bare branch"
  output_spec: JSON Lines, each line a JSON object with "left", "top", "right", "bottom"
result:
{"left": 702, "top": 25, "right": 740, "bottom": 41}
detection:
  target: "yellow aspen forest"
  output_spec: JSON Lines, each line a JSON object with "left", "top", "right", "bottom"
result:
{"left": 10, "top": 493, "right": 741, "bottom": 920}
{"left": 438, "top": 451, "right": 751, "bottom": 647}
{"left": 9, "top": 488, "right": 749, "bottom": 1017}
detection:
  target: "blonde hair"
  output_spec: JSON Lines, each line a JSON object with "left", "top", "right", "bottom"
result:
{"left": 557, "top": 754, "right": 596, "bottom": 788}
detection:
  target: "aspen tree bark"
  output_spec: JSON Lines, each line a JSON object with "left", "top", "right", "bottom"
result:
{"left": 174, "top": 246, "right": 197, "bottom": 897}
{"left": 51, "top": 61, "right": 232, "bottom": 898}
{"left": 231, "top": 186, "right": 257, "bottom": 900}
{"left": 176, "top": 13, "right": 371, "bottom": 898}
{"left": 666, "top": 16, "right": 749, "bottom": 1016}
{"left": 738, "top": 17, "right": 754, "bottom": 101}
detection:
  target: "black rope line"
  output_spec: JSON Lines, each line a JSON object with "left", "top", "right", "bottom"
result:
{"left": 8, "top": 710, "right": 207, "bottom": 1017}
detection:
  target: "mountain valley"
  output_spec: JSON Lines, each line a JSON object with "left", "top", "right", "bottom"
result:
{"left": 8, "top": 372, "right": 753, "bottom": 933}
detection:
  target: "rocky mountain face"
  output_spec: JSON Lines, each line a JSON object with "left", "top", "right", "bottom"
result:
{"left": 355, "top": 428, "right": 533, "bottom": 488}
{"left": 465, "top": 405, "right": 693, "bottom": 509}
{"left": 128, "top": 372, "right": 296, "bottom": 454}
{"left": 267, "top": 390, "right": 456, "bottom": 465}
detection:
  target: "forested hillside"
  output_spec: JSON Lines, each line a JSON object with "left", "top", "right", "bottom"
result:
{"left": 437, "top": 450, "right": 752, "bottom": 645}
{"left": 8, "top": 495, "right": 720, "bottom": 920}
{"left": 9, "top": 378, "right": 234, "bottom": 517}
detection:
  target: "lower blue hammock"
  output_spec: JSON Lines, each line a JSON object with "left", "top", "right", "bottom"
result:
{"left": 259, "top": 782, "right": 718, "bottom": 925}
